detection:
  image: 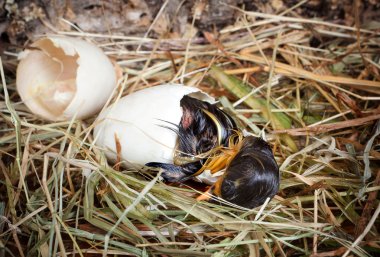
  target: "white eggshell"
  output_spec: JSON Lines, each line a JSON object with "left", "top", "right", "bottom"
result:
{"left": 94, "top": 84, "right": 215, "bottom": 166}
{"left": 194, "top": 170, "right": 224, "bottom": 185}
{"left": 16, "top": 36, "right": 117, "bottom": 121}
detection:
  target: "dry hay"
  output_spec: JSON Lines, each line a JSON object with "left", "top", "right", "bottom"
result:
{"left": 1, "top": 3, "right": 380, "bottom": 257}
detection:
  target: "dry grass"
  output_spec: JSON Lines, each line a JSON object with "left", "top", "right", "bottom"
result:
{"left": 1, "top": 3, "right": 380, "bottom": 257}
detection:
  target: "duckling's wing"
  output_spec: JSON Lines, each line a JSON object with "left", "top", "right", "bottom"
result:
{"left": 145, "top": 162, "right": 195, "bottom": 183}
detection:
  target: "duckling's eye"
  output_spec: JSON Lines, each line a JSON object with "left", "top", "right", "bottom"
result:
{"left": 197, "top": 137, "right": 214, "bottom": 153}
{"left": 220, "top": 179, "right": 235, "bottom": 198}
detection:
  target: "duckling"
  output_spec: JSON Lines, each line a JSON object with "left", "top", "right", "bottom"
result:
{"left": 146, "top": 95, "right": 279, "bottom": 209}
{"left": 146, "top": 95, "right": 236, "bottom": 182}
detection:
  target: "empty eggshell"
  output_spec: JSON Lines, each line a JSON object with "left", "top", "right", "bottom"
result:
{"left": 16, "top": 36, "right": 118, "bottom": 121}
{"left": 94, "top": 84, "right": 215, "bottom": 166}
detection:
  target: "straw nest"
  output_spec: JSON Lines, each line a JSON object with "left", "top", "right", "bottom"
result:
{"left": 1, "top": 4, "right": 380, "bottom": 257}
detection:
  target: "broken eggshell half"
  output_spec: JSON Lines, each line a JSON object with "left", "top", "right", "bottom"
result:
{"left": 94, "top": 84, "right": 219, "bottom": 183}
{"left": 16, "top": 36, "right": 118, "bottom": 121}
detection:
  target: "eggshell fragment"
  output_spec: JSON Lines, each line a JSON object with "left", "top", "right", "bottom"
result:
{"left": 16, "top": 36, "right": 117, "bottom": 121}
{"left": 94, "top": 84, "right": 215, "bottom": 166}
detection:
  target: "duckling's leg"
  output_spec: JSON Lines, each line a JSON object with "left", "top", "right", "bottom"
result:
{"left": 145, "top": 162, "right": 194, "bottom": 183}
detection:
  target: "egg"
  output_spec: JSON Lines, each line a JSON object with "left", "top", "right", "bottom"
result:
{"left": 93, "top": 84, "right": 215, "bottom": 167}
{"left": 16, "top": 36, "right": 118, "bottom": 121}
{"left": 94, "top": 84, "right": 281, "bottom": 209}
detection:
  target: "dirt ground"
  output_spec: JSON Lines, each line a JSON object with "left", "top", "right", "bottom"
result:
{"left": 1, "top": 0, "right": 379, "bottom": 48}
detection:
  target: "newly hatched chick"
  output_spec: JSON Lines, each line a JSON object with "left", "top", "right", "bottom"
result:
{"left": 147, "top": 95, "right": 279, "bottom": 209}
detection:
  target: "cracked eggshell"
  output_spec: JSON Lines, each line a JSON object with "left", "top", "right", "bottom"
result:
{"left": 94, "top": 84, "right": 215, "bottom": 166}
{"left": 16, "top": 36, "right": 117, "bottom": 121}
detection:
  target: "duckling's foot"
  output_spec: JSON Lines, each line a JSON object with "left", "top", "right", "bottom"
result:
{"left": 145, "top": 162, "right": 190, "bottom": 183}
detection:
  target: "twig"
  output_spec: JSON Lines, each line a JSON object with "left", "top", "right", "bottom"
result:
{"left": 355, "top": 169, "right": 380, "bottom": 237}
{"left": 342, "top": 201, "right": 380, "bottom": 257}
{"left": 275, "top": 113, "right": 380, "bottom": 136}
